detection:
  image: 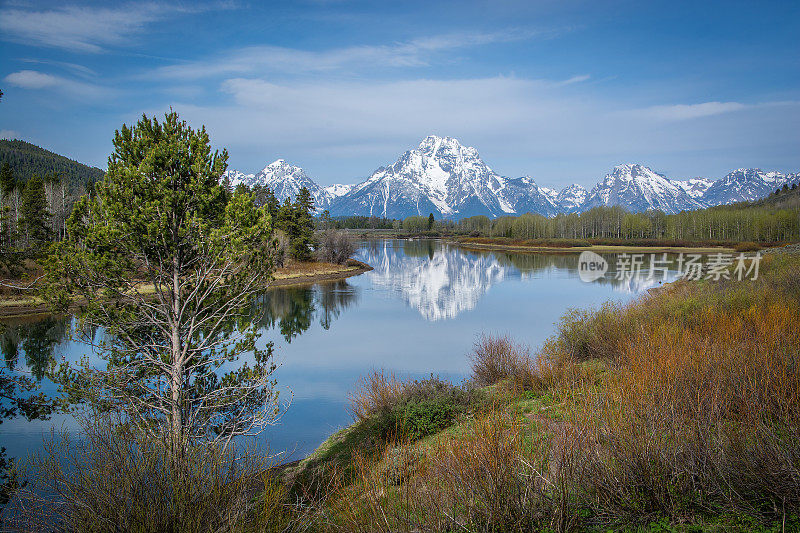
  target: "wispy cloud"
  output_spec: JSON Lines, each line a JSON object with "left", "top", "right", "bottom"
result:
{"left": 153, "top": 28, "right": 554, "bottom": 80}
{"left": 0, "top": 3, "right": 230, "bottom": 53}
{"left": 637, "top": 101, "right": 748, "bottom": 121}
{"left": 19, "top": 58, "right": 99, "bottom": 78}
{"left": 0, "top": 130, "right": 21, "bottom": 140}
{"left": 4, "top": 69, "right": 113, "bottom": 99}
{"left": 161, "top": 75, "right": 799, "bottom": 184}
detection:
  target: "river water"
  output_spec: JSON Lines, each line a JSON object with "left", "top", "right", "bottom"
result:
{"left": 1, "top": 239, "right": 692, "bottom": 462}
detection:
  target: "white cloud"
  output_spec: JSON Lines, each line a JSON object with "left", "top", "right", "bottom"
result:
{"left": 20, "top": 58, "right": 99, "bottom": 78}
{"left": 555, "top": 74, "right": 591, "bottom": 86}
{"left": 160, "top": 76, "right": 799, "bottom": 185}
{"left": 4, "top": 70, "right": 58, "bottom": 89}
{"left": 0, "top": 130, "right": 21, "bottom": 140}
{"left": 153, "top": 29, "right": 551, "bottom": 80}
{"left": 4, "top": 70, "right": 113, "bottom": 99}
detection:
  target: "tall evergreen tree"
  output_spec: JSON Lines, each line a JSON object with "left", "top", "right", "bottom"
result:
{"left": 291, "top": 187, "right": 316, "bottom": 261}
{"left": 44, "top": 112, "right": 280, "bottom": 461}
{"left": 0, "top": 163, "right": 13, "bottom": 246}
{"left": 19, "top": 175, "right": 50, "bottom": 249}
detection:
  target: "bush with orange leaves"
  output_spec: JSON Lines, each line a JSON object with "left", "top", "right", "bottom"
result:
{"left": 539, "top": 252, "right": 800, "bottom": 525}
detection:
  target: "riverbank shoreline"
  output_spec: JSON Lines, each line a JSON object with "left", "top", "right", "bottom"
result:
{"left": 275, "top": 248, "right": 800, "bottom": 531}
{"left": 0, "top": 260, "right": 373, "bottom": 319}
{"left": 450, "top": 238, "right": 736, "bottom": 254}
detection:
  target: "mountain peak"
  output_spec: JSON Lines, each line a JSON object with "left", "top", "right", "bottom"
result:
{"left": 417, "top": 135, "right": 479, "bottom": 160}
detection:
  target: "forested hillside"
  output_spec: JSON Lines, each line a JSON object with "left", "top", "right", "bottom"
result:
{"left": 0, "top": 140, "right": 104, "bottom": 190}
{"left": 751, "top": 182, "right": 800, "bottom": 210}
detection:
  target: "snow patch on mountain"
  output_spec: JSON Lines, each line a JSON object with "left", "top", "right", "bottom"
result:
{"left": 330, "top": 136, "right": 560, "bottom": 218}
{"left": 555, "top": 184, "right": 588, "bottom": 213}
{"left": 672, "top": 177, "right": 714, "bottom": 199}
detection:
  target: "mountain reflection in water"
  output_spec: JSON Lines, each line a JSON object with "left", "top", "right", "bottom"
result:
{"left": 358, "top": 240, "right": 679, "bottom": 321}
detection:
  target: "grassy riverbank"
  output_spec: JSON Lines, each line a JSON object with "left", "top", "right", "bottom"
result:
{"left": 0, "top": 259, "right": 372, "bottom": 318}
{"left": 264, "top": 247, "right": 800, "bottom": 532}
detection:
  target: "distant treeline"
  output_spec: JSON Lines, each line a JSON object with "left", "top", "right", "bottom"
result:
{"left": 326, "top": 185, "right": 800, "bottom": 243}
{"left": 453, "top": 206, "right": 797, "bottom": 242}
{"left": 0, "top": 140, "right": 104, "bottom": 191}
{"left": 325, "top": 215, "right": 399, "bottom": 230}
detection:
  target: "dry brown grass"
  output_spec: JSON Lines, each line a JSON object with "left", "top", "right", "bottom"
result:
{"left": 470, "top": 333, "right": 541, "bottom": 390}
{"left": 318, "top": 254, "right": 800, "bottom": 529}
{"left": 566, "top": 301, "right": 800, "bottom": 518}
{"left": 347, "top": 369, "right": 404, "bottom": 422}
{"left": 531, "top": 254, "right": 800, "bottom": 524}
{"left": 326, "top": 406, "right": 584, "bottom": 532}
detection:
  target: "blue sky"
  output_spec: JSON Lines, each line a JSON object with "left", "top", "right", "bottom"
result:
{"left": 1, "top": 0, "right": 798, "bottom": 189}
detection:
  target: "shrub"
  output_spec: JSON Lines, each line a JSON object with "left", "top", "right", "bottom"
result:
{"left": 348, "top": 369, "right": 404, "bottom": 422}
{"left": 349, "top": 371, "right": 478, "bottom": 442}
{"left": 543, "top": 254, "right": 800, "bottom": 523}
{"left": 470, "top": 333, "right": 541, "bottom": 390}
{"left": 3, "top": 414, "right": 290, "bottom": 532}
{"left": 316, "top": 230, "right": 356, "bottom": 265}
{"left": 333, "top": 407, "right": 579, "bottom": 532}
{"left": 380, "top": 376, "right": 476, "bottom": 441}
{"left": 734, "top": 241, "right": 761, "bottom": 252}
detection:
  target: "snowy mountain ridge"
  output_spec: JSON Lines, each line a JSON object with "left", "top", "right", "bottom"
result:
{"left": 224, "top": 136, "right": 798, "bottom": 218}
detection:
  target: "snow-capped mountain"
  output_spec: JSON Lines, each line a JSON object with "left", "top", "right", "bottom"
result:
{"left": 555, "top": 184, "right": 588, "bottom": 213}
{"left": 582, "top": 164, "right": 704, "bottom": 214}
{"left": 701, "top": 168, "right": 792, "bottom": 206}
{"left": 224, "top": 139, "right": 797, "bottom": 218}
{"left": 672, "top": 178, "right": 714, "bottom": 199}
{"left": 223, "top": 169, "right": 258, "bottom": 188}
{"left": 225, "top": 160, "right": 335, "bottom": 209}
{"left": 329, "top": 136, "right": 557, "bottom": 218}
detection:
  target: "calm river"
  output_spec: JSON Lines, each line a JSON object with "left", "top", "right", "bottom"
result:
{"left": 1, "top": 239, "right": 692, "bottom": 462}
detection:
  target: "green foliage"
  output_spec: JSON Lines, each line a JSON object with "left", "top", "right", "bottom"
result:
{"left": 18, "top": 174, "right": 51, "bottom": 250}
{"left": 0, "top": 139, "right": 104, "bottom": 192}
{"left": 42, "top": 111, "right": 278, "bottom": 447}
{"left": 252, "top": 184, "right": 279, "bottom": 219}
{"left": 402, "top": 215, "right": 429, "bottom": 233}
{"left": 275, "top": 187, "right": 316, "bottom": 261}
{"left": 376, "top": 376, "right": 477, "bottom": 442}
{"left": 330, "top": 215, "right": 397, "bottom": 229}
{"left": 0, "top": 162, "right": 13, "bottom": 196}
{"left": 455, "top": 202, "right": 800, "bottom": 243}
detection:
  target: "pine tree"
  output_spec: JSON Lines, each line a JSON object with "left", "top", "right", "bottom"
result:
{"left": 428, "top": 212, "right": 435, "bottom": 230}
{"left": 291, "top": 187, "right": 316, "bottom": 261}
{"left": 19, "top": 175, "right": 50, "bottom": 250}
{"left": 44, "top": 112, "right": 280, "bottom": 461}
{"left": 0, "top": 163, "right": 13, "bottom": 246}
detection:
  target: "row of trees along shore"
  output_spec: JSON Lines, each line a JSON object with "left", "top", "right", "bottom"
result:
{"left": 453, "top": 201, "right": 799, "bottom": 242}
{"left": 0, "top": 168, "right": 319, "bottom": 272}
{"left": 0, "top": 163, "right": 85, "bottom": 253}
{"left": 326, "top": 184, "right": 799, "bottom": 243}
{"left": 331, "top": 190, "right": 799, "bottom": 242}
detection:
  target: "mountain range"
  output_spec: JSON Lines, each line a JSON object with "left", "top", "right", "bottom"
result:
{"left": 225, "top": 135, "right": 800, "bottom": 219}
